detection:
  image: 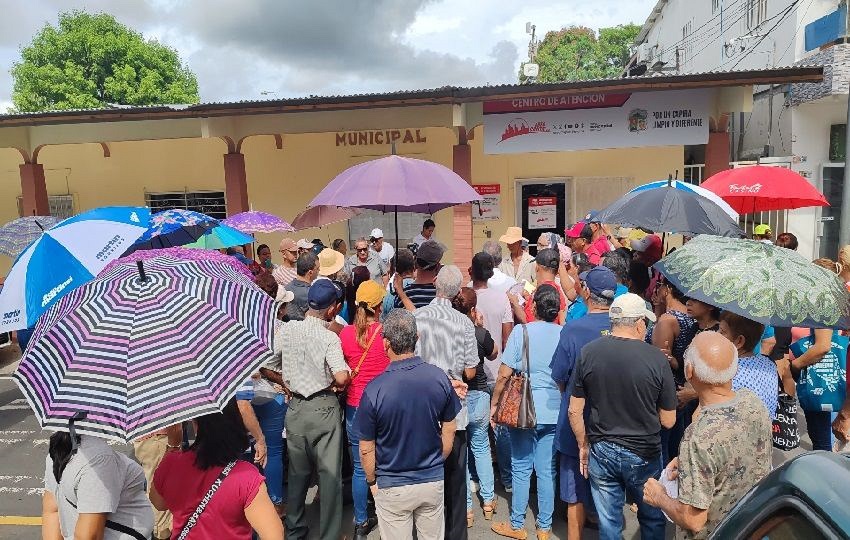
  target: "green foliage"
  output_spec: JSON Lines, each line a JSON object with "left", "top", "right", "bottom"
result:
{"left": 11, "top": 11, "right": 199, "bottom": 112}
{"left": 521, "top": 23, "right": 641, "bottom": 83}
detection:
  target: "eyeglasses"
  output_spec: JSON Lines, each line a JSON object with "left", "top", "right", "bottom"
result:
{"left": 279, "top": 249, "right": 298, "bottom": 255}
{"left": 356, "top": 247, "right": 369, "bottom": 252}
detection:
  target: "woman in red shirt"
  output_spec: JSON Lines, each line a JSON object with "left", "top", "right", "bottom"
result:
{"left": 150, "top": 400, "right": 283, "bottom": 539}
{"left": 339, "top": 280, "right": 390, "bottom": 539}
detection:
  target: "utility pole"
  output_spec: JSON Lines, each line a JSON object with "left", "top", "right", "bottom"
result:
{"left": 522, "top": 22, "right": 540, "bottom": 82}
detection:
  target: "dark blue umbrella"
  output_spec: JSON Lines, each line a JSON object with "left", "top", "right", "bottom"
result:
{"left": 593, "top": 183, "right": 744, "bottom": 237}
{"left": 127, "top": 209, "right": 218, "bottom": 253}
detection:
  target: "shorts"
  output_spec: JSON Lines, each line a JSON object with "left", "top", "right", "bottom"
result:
{"left": 559, "top": 452, "right": 594, "bottom": 507}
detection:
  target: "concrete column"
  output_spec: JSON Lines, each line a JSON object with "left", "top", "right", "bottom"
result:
{"left": 704, "top": 131, "right": 731, "bottom": 181}
{"left": 223, "top": 152, "right": 250, "bottom": 216}
{"left": 19, "top": 162, "right": 49, "bottom": 216}
{"left": 452, "top": 135, "right": 473, "bottom": 271}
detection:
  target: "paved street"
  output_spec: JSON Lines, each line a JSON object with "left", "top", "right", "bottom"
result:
{"left": 0, "top": 341, "right": 808, "bottom": 539}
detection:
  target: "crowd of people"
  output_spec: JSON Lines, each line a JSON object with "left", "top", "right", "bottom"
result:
{"left": 40, "top": 216, "right": 850, "bottom": 540}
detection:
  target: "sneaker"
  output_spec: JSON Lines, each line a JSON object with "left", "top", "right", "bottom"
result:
{"left": 353, "top": 516, "right": 378, "bottom": 540}
{"left": 470, "top": 480, "right": 480, "bottom": 493}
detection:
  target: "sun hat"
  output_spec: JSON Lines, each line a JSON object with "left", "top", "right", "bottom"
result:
{"left": 609, "top": 293, "right": 657, "bottom": 322}
{"left": 308, "top": 279, "right": 344, "bottom": 310}
{"left": 499, "top": 226, "right": 527, "bottom": 245}
{"left": 317, "top": 248, "right": 344, "bottom": 276}
{"left": 356, "top": 280, "right": 387, "bottom": 309}
{"left": 579, "top": 266, "right": 617, "bottom": 299}
{"left": 370, "top": 228, "right": 384, "bottom": 239}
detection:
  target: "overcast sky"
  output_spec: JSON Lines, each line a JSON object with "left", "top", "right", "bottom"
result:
{"left": 0, "top": 0, "right": 655, "bottom": 111}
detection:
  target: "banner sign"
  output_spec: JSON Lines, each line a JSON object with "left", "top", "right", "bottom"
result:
{"left": 472, "top": 184, "right": 501, "bottom": 221}
{"left": 528, "top": 196, "right": 557, "bottom": 229}
{"left": 483, "top": 90, "right": 711, "bottom": 155}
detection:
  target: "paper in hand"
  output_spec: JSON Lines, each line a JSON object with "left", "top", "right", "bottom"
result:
{"left": 659, "top": 469, "right": 678, "bottom": 523}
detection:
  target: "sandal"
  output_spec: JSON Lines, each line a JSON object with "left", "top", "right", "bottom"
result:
{"left": 467, "top": 510, "right": 474, "bottom": 528}
{"left": 483, "top": 499, "right": 497, "bottom": 520}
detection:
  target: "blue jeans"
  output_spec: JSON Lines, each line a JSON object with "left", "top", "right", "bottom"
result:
{"left": 466, "top": 390, "right": 495, "bottom": 509}
{"left": 253, "top": 396, "right": 287, "bottom": 506}
{"left": 488, "top": 382, "right": 512, "bottom": 488}
{"left": 588, "top": 441, "right": 666, "bottom": 540}
{"left": 804, "top": 410, "right": 836, "bottom": 452}
{"left": 508, "top": 424, "right": 556, "bottom": 531}
{"left": 345, "top": 405, "right": 370, "bottom": 525}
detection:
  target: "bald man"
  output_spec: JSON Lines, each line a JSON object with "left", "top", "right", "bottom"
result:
{"left": 643, "top": 332, "right": 772, "bottom": 539}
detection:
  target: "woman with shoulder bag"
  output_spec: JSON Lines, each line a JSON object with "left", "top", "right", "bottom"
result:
{"left": 490, "top": 285, "right": 562, "bottom": 540}
{"left": 338, "top": 280, "right": 390, "bottom": 539}
{"left": 150, "top": 399, "right": 283, "bottom": 539}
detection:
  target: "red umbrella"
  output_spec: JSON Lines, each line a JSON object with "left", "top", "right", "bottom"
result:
{"left": 700, "top": 166, "right": 829, "bottom": 213}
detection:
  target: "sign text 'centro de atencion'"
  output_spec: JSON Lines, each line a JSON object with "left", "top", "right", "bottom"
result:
{"left": 482, "top": 90, "right": 711, "bottom": 154}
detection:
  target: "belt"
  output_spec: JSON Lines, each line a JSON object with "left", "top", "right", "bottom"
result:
{"left": 290, "top": 388, "right": 335, "bottom": 401}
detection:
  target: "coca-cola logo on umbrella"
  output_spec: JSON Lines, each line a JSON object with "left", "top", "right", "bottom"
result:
{"left": 729, "top": 183, "right": 763, "bottom": 194}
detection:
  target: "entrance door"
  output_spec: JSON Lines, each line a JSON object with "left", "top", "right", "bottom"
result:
{"left": 819, "top": 165, "right": 844, "bottom": 258}
{"left": 520, "top": 182, "right": 566, "bottom": 255}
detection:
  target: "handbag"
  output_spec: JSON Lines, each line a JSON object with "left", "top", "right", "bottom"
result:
{"left": 176, "top": 460, "right": 238, "bottom": 540}
{"left": 772, "top": 380, "right": 800, "bottom": 451}
{"left": 790, "top": 330, "right": 848, "bottom": 413}
{"left": 493, "top": 324, "right": 537, "bottom": 429}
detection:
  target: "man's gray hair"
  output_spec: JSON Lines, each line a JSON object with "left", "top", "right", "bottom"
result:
{"left": 435, "top": 265, "right": 463, "bottom": 299}
{"left": 588, "top": 291, "right": 615, "bottom": 307}
{"left": 610, "top": 316, "right": 643, "bottom": 329}
{"left": 482, "top": 241, "right": 503, "bottom": 265}
{"left": 684, "top": 339, "right": 739, "bottom": 384}
{"left": 383, "top": 309, "right": 418, "bottom": 354}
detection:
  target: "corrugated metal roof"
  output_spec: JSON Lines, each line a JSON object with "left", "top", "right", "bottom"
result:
{"left": 0, "top": 65, "right": 823, "bottom": 125}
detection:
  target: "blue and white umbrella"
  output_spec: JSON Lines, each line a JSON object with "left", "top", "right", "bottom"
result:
{"left": 0, "top": 216, "right": 62, "bottom": 258}
{"left": 0, "top": 206, "right": 150, "bottom": 333}
{"left": 128, "top": 209, "right": 218, "bottom": 252}
{"left": 184, "top": 224, "right": 254, "bottom": 250}
{"left": 628, "top": 180, "right": 739, "bottom": 221}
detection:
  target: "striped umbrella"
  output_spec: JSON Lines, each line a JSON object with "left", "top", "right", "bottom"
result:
{"left": 13, "top": 248, "right": 276, "bottom": 442}
{"left": 0, "top": 216, "right": 62, "bottom": 258}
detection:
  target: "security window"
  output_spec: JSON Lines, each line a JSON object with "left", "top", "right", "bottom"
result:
{"left": 145, "top": 191, "right": 227, "bottom": 220}
{"left": 747, "top": 0, "right": 768, "bottom": 29}
{"left": 712, "top": 0, "right": 720, "bottom": 13}
{"left": 681, "top": 21, "right": 693, "bottom": 65}
{"left": 16, "top": 194, "right": 75, "bottom": 219}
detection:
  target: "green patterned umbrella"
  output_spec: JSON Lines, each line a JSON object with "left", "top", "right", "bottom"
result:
{"left": 654, "top": 235, "right": 850, "bottom": 329}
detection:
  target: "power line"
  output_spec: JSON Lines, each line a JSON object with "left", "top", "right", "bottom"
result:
{"left": 774, "top": 0, "right": 816, "bottom": 66}
{"left": 729, "top": 1, "right": 802, "bottom": 69}
{"left": 675, "top": 3, "right": 754, "bottom": 70}
{"left": 651, "top": 0, "right": 747, "bottom": 61}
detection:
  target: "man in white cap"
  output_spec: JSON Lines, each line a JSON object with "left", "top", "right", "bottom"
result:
{"left": 498, "top": 226, "right": 535, "bottom": 286}
{"left": 370, "top": 228, "right": 395, "bottom": 267}
{"left": 296, "top": 238, "right": 314, "bottom": 256}
{"left": 568, "top": 293, "right": 676, "bottom": 540}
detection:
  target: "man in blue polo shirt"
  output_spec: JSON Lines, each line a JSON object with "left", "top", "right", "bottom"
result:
{"left": 550, "top": 266, "right": 616, "bottom": 540}
{"left": 354, "top": 309, "right": 461, "bottom": 540}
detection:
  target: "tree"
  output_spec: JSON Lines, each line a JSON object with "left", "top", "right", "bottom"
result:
{"left": 521, "top": 24, "right": 641, "bottom": 83}
{"left": 11, "top": 11, "right": 199, "bottom": 112}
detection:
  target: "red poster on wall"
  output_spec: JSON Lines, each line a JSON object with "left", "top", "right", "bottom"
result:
{"left": 472, "top": 184, "right": 501, "bottom": 221}
{"left": 528, "top": 197, "right": 557, "bottom": 229}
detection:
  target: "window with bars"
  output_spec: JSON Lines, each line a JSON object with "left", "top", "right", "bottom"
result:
{"left": 712, "top": 0, "right": 720, "bottom": 14}
{"left": 681, "top": 20, "right": 693, "bottom": 66}
{"left": 144, "top": 191, "right": 227, "bottom": 219}
{"left": 747, "top": 0, "right": 768, "bottom": 29}
{"left": 16, "top": 194, "right": 75, "bottom": 219}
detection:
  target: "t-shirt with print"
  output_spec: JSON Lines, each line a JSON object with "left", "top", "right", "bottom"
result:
{"left": 154, "top": 450, "right": 265, "bottom": 540}
{"left": 394, "top": 283, "right": 437, "bottom": 309}
{"left": 550, "top": 312, "right": 611, "bottom": 457}
{"left": 676, "top": 389, "right": 772, "bottom": 540}
{"left": 572, "top": 335, "right": 677, "bottom": 459}
{"left": 44, "top": 436, "right": 153, "bottom": 540}
{"left": 732, "top": 354, "right": 778, "bottom": 419}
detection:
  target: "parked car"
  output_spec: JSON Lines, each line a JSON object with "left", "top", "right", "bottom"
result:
{"left": 711, "top": 451, "right": 850, "bottom": 539}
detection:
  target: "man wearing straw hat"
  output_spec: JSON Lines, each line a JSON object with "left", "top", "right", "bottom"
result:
{"left": 498, "top": 226, "right": 535, "bottom": 286}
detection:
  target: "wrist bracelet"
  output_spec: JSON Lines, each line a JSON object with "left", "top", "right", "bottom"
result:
{"left": 367, "top": 478, "right": 377, "bottom": 486}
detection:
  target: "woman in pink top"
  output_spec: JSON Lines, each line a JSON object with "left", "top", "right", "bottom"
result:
{"left": 150, "top": 399, "right": 283, "bottom": 539}
{"left": 339, "top": 279, "right": 389, "bottom": 538}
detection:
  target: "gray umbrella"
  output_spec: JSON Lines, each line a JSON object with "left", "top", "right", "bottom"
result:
{"left": 593, "top": 184, "right": 744, "bottom": 237}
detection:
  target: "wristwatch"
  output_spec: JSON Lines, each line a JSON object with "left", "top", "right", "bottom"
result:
{"left": 366, "top": 478, "right": 377, "bottom": 486}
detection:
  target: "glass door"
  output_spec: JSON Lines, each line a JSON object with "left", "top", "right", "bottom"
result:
{"left": 819, "top": 165, "right": 844, "bottom": 258}
{"left": 520, "top": 182, "right": 566, "bottom": 255}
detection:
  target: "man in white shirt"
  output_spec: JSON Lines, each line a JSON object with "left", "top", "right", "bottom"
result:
{"left": 412, "top": 219, "right": 436, "bottom": 247}
{"left": 370, "top": 228, "right": 395, "bottom": 266}
{"left": 481, "top": 241, "right": 518, "bottom": 293}
{"left": 497, "top": 227, "right": 535, "bottom": 286}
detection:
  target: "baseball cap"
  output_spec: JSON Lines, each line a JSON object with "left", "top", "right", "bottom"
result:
{"left": 584, "top": 210, "right": 600, "bottom": 223}
{"left": 416, "top": 240, "right": 445, "bottom": 269}
{"left": 317, "top": 248, "right": 344, "bottom": 276}
{"left": 579, "top": 266, "right": 617, "bottom": 299}
{"left": 565, "top": 221, "right": 586, "bottom": 238}
{"left": 535, "top": 248, "right": 560, "bottom": 270}
{"left": 279, "top": 238, "right": 297, "bottom": 252}
{"left": 296, "top": 238, "right": 314, "bottom": 250}
{"left": 370, "top": 228, "right": 384, "bottom": 239}
{"left": 276, "top": 287, "right": 295, "bottom": 303}
{"left": 355, "top": 279, "right": 387, "bottom": 309}
{"left": 609, "top": 293, "right": 656, "bottom": 322}
{"left": 307, "top": 279, "right": 344, "bottom": 310}
{"left": 753, "top": 224, "right": 771, "bottom": 236}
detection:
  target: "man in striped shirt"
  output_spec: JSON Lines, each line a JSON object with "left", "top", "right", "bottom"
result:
{"left": 394, "top": 240, "right": 444, "bottom": 310}
{"left": 273, "top": 238, "right": 299, "bottom": 287}
{"left": 414, "top": 265, "right": 478, "bottom": 540}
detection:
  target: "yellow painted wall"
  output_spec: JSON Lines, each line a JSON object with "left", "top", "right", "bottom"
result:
{"left": 0, "top": 125, "right": 683, "bottom": 276}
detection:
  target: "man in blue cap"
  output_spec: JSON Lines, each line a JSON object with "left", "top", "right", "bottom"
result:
{"left": 279, "top": 279, "right": 351, "bottom": 540}
{"left": 550, "top": 266, "right": 618, "bottom": 540}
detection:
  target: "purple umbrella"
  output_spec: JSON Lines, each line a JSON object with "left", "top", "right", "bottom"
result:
{"left": 223, "top": 211, "right": 294, "bottom": 234}
{"left": 309, "top": 155, "right": 481, "bottom": 214}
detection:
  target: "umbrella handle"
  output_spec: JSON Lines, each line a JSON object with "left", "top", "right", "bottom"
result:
{"left": 69, "top": 411, "right": 87, "bottom": 450}
{"left": 137, "top": 261, "right": 148, "bottom": 283}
